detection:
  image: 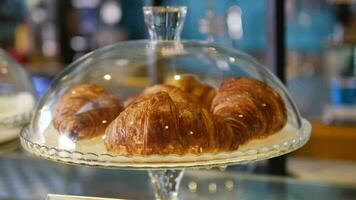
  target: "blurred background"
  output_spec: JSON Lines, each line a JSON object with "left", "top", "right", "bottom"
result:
{"left": 1, "top": 0, "right": 356, "bottom": 199}
{"left": 2, "top": 0, "right": 355, "bottom": 117}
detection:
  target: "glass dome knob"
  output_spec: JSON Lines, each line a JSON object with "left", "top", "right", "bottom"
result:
{"left": 143, "top": 6, "right": 187, "bottom": 41}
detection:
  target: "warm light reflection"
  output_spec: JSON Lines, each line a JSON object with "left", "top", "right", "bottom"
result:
{"left": 103, "top": 74, "right": 112, "bottom": 80}
{"left": 225, "top": 180, "right": 234, "bottom": 191}
{"left": 102, "top": 120, "right": 107, "bottom": 124}
{"left": 188, "top": 181, "right": 197, "bottom": 193}
{"left": 174, "top": 75, "right": 181, "bottom": 80}
{"left": 208, "top": 182, "right": 217, "bottom": 193}
{"left": 61, "top": 75, "right": 69, "bottom": 81}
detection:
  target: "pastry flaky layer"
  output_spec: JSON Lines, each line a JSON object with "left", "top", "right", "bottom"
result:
{"left": 104, "top": 76, "right": 287, "bottom": 155}
{"left": 167, "top": 75, "right": 217, "bottom": 109}
{"left": 53, "top": 83, "right": 124, "bottom": 140}
{"left": 104, "top": 91, "right": 236, "bottom": 155}
{"left": 211, "top": 77, "right": 287, "bottom": 143}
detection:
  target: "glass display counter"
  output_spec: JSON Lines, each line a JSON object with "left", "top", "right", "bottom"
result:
{"left": 0, "top": 154, "right": 355, "bottom": 200}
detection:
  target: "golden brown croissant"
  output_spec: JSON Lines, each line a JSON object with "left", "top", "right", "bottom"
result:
{"left": 53, "top": 83, "right": 124, "bottom": 140}
{"left": 104, "top": 91, "right": 235, "bottom": 155}
{"left": 124, "top": 84, "right": 198, "bottom": 107}
{"left": 167, "top": 75, "right": 216, "bottom": 109}
{"left": 211, "top": 77, "right": 287, "bottom": 143}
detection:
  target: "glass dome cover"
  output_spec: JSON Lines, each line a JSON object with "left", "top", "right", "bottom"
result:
{"left": 20, "top": 6, "right": 310, "bottom": 169}
{"left": 0, "top": 49, "right": 36, "bottom": 128}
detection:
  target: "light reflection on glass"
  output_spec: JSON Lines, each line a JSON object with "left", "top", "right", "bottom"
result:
{"left": 115, "top": 59, "right": 129, "bottom": 66}
{"left": 229, "top": 57, "right": 235, "bottom": 63}
{"left": 174, "top": 75, "right": 181, "bottom": 80}
{"left": 58, "top": 134, "right": 75, "bottom": 150}
{"left": 216, "top": 60, "right": 229, "bottom": 71}
{"left": 208, "top": 47, "right": 216, "bottom": 52}
{"left": 218, "top": 165, "right": 227, "bottom": 171}
{"left": 225, "top": 180, "right": 234, "bottom": 191}
{"left": 38, "top": 105, "right": 52, "bottom": 134}
{"left": 208, "top": 182, "right": 217, "bottom": 193}
{"left": 61, "top": 75, "right": 69, "bottom": 81}
{"left": 188, "top": 181, "right": 197, "bottom": 193}
{"left": 103, "top": 74, "right": 112, "bottom": 80}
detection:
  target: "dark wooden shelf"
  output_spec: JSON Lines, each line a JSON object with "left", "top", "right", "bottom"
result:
{"left": 293, "top": 120, "right": 356, "bottom": 160}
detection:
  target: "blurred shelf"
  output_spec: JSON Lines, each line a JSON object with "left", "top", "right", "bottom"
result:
{"left": 293, "top": 119, "right": 356, "bottom": 160}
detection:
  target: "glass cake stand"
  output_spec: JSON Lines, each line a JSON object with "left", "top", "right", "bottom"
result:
{"left": 0, "top": 49, "right": 36, "bottom": 144}
{"left": 20, "top": 6, "right": 312, "bottom": 200}
{"left": 20, "top": 119, "right": 311, "bottom": 199}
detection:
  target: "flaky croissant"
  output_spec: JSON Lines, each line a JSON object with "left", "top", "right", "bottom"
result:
{"left": 53, "top": 83, "right": 124, "bottom": 140}
{"left": 104, "top": 90, "right": 236, "bottom": 155}
{"left": 167, "top": 75, "right": 216, "bottom": 109}
{"left": 212, "top": 77, "right": 287, "bottom": 143}
{"left": 124, "top": 84, "right": 198, "bottom": 107}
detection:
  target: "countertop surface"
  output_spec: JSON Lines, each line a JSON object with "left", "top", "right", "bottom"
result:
{"left": 0, "top": 152, "right": 355, "bottom": 200}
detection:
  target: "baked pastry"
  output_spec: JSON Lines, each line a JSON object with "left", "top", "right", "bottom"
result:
{"left": 104, "top": 90, "right": 236, "bottom": 155}
{"left": 124, "top": 84, "right": 197, "bottom": 107}
{"left": 167, "top": 75, "right": 216, "bottom": 109}
{"left": 211, "top": 77, "right": 287, "bottom": 143}
{"left": 105, "top": 76, "right": 286, "bottom": 155}
{"left": 53, "top": 83, "right": 124, "bottom": 140}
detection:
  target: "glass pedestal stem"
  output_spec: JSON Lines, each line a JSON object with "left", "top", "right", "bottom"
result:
{"left": 148, "top": 169, "right": 185, "bottom": 200}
